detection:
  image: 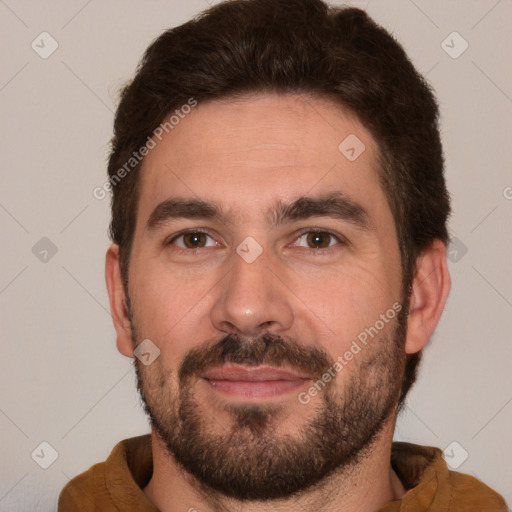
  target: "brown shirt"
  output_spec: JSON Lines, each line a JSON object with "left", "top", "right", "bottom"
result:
{"left": 58, "top": 435, "right": 508, "bottom": 511}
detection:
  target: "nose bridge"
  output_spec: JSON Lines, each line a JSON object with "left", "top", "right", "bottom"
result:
{"left": 210, "top": 242, "right": 293, "bottom": 337}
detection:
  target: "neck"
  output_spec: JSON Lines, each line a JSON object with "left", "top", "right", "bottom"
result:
{"left": 143, "top": 417, "right": 405, "bottom": 512}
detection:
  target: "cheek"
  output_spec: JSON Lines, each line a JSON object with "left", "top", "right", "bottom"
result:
{"left": 295, "top": 257, "right": 400, "bottom": 356}
{"left": 138, "top": 359, "right": 179, "bottom": 411}
{"left": 128, "top": 262, "right": 215, "bottom": 365}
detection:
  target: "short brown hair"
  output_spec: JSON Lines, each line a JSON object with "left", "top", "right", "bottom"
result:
{"left": 107, "top": 0, "right": 450, "bottom": 407}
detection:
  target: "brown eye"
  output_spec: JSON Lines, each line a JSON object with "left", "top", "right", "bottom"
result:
{"left": 292, "top": 230, "right": 345, "bottom": 251}
{"left": 305, "top": 232, "right": 332, "bottom": 248}
{"left": 182, "top": 232, "right": 208, "bottom": 248}
{"left": 170, "top": 231, "right": 217, "bottom": 250}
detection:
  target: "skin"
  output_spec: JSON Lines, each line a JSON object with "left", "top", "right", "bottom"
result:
{"left": 105, "top": 93, "right": 451, "bottom": 512}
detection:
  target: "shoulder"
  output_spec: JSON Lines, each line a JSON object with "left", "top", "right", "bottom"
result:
{"left": 58, "top": 459, "right": 110, "bottom": 511}
{"left": 448, "top": 470, "right": 509, "bottom": 511}
{"left": 58, "top": 435, "right": 153, "bottom": 511}
{"left": 391, "top": 441, "right": 508, "bottom": 512}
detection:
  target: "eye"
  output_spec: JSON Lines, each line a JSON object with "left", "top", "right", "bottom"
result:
{"left": 293, "top": 230, "right": 343, "bottom": 249}
{"left": 169, "top": 231, "right": 218, "bottom": 249}
{"left": 166, "top": 229, "right": 344, "bottom": 252}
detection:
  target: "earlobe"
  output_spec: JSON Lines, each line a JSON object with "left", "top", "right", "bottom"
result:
{"left": 105, "top": 244, "right": 135, "bottom": 358}
{"left": 405, "top": 239, "right": 451, "bottom": 354}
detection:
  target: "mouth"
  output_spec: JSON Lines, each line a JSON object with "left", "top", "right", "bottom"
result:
{"left": 200, "top": 364, "right": 312, "bottom": 400}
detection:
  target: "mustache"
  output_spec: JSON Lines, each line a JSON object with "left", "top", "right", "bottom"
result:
{"left": 178, "top": 332, "right": 333, "bottom": 383}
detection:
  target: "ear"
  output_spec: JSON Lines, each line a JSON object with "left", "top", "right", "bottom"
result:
{"left": 105, "top": 244, "right": 134, "bottom": 358}
{"left": 405, "top": 239, "right": 451, "bottom": 354}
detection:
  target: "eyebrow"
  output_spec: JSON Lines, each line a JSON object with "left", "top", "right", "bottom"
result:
{"left": 146, "top": 192, "right": 370, "bottom": 232}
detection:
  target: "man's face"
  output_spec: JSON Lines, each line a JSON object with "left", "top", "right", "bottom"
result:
{"left": 126, "top": 94, "right": 406, "bottom": 499}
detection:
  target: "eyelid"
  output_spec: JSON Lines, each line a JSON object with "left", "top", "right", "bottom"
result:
{"left": 289, "top": 228, "right": 348, "bottom": 249}
{"left": 165, "top": 228, "right": 221, "bottom": 249}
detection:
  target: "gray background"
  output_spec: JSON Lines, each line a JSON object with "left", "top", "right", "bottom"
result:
{"left": 1, "top": 0, "right": 511, "bottom": 510}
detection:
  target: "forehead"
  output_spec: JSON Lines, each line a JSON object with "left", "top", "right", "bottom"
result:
{"left": 136, "top": 93, "right": 387, "bottom": 228}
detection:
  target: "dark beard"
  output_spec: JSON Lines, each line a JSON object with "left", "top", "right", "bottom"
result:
{"left": 133, "top": 318, "right": 406, "bottom": 501}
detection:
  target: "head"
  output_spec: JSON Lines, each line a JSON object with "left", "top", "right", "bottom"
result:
{"left": 105, "top": 0, "right": 451, "bottom": 502}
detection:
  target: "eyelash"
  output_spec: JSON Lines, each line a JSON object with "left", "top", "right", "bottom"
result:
{"left": 165, "top": 228, "right": 347, "bottom": 253}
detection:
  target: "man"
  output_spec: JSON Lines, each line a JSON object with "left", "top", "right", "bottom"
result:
{"left": 59, "top": 0, "right": 508, "bottom": 510}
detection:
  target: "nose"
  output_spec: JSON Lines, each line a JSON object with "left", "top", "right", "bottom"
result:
{"left": 210, "top": 245, "right": 294, "bottom": 338}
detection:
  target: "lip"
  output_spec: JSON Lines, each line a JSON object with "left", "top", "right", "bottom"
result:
{"left": 201, "top": 364, "right": 311, "bottom": 400}
{"left": 202, "top": 364, "right": 310, "bottom": 381}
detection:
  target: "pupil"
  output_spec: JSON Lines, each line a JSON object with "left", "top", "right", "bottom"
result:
{"left": 185, "top": 233, "right": 204, "bottom": 248}
{"left": 308, "top": 232, "right": 328, "bottom": 248}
